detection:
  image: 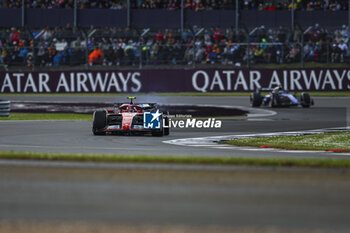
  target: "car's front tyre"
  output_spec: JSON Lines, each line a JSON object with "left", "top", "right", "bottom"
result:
{"left": 92, "top": 110, "right": 107, "bottom": 135}
{"left": 300, "top": 93, "right": 311, "bottom": 108}
{"left": 152, "top": 129, "right": 164, "bottom": 137}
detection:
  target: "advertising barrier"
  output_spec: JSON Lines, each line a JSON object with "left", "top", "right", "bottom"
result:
{"left": 1, "top": 68, "right": 350, "bottom": 93}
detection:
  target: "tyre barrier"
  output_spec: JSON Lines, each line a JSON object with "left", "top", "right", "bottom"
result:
{"left": 0, "top": 100, "right": 10, "bottom": 117}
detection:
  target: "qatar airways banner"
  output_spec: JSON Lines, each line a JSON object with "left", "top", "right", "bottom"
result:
{"left": 0, "top": 68, "right": 350, "bottom": 93}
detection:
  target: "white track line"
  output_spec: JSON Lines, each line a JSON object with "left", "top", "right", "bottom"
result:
{"left": 0, "top": 144, "right": 155, "bottom": 151}
{"left": 163, "top": 127, "right": 350, "bottom": 154}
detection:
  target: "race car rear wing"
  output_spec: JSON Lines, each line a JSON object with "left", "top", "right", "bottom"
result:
{"left": 256, "top": 87, "right": 288, "bottom": 92}
{"left": 253, "top": 88, "right": 274, "bottom": 93}
{"left": 260, "top": 88, "right": 274, "bottom": 91}
{"left": 138, "top": 103, "right": 157, "bottom": 109}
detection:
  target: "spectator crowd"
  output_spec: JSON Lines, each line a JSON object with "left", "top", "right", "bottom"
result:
{"left": 0, "top": 24, "right": 349, "bottom": 68}
{"left": 1, "top": 0, "right": 349, "bottom": 10}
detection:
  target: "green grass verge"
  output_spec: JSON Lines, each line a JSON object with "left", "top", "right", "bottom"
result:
{"left": 226, "top": 132, "right": 350, "bottom": 152}
{"left": 2, "top": 91, "right": 350, "bottom": 96}
{"left": 0, "top": 151, "right": 350, "bottom": 168}
{"left": 0, "top": 113, "right": 92, "bottom": 121}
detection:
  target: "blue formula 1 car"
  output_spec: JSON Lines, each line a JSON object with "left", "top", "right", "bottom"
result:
{"left": 250, "top": 86, "right": 314, "bottom": 108}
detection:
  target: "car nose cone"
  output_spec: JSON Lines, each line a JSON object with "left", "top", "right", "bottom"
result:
{"left": 123, "top": 124, "right": 130, "bottom": 130}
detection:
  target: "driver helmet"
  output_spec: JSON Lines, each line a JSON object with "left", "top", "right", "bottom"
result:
{"left": 277, "top": 85, "right": 284, "bottom": 93}
{"left": 274, "top": 85, "right": 283, "bottom": 91}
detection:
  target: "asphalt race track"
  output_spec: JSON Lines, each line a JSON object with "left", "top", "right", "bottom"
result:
{"left": 1, "top": 162, "right": 350, "bottom": 233}
{"left": 0, "top": 95, "right": 349, "bottom": 159}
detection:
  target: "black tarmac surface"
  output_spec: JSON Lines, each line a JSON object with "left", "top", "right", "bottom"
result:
{"left": 0, "top": 95, "right": 349, "bottom": 159}
{"left": 0, "top": 94, "right": 350, "bottom": 232}
{"left": 0, "top": 162, "right": 350, "bottom": 232}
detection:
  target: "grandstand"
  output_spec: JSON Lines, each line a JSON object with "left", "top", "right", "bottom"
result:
{"left": 0, "top": 0, "right": 350, "bottom": 70}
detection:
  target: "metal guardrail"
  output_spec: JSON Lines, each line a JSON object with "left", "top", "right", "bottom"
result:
{"left": 0, "top": 100, "right": 11, "bottom": 117}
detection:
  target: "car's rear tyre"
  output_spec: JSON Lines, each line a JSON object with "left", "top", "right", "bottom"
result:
{"left": 250, "top": 92, "right": 262, "bottom": 107}
{"left": 301, "top": 92, "right": 311, "bottom": 108}
{"left": 93, "top": 110, "right": 107, "bottom": 135}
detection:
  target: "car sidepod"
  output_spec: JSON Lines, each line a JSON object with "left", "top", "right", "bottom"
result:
{"left": 280, "top": 93, "right": 299, "bottom": 106}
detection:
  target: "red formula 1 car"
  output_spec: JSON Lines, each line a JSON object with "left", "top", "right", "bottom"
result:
{"left": 92, "top": 97, "right": 169, "bottom": 136}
